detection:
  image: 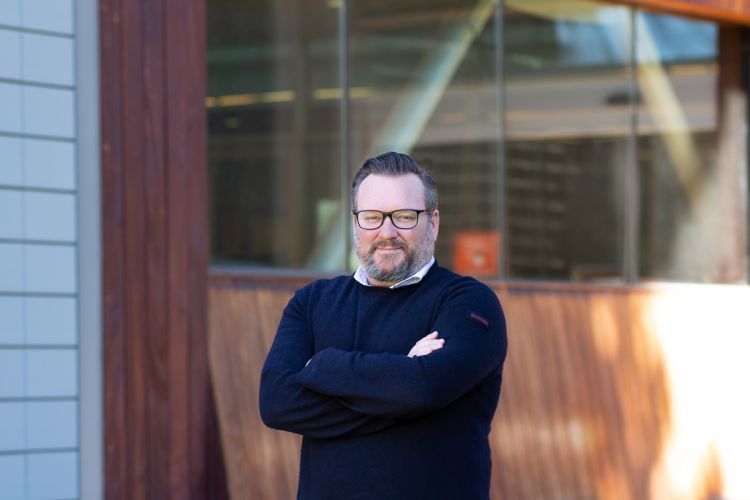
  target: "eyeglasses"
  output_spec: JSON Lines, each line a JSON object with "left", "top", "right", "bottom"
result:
{"left": 352, "top": 209, "right": 429, "bottom": 230}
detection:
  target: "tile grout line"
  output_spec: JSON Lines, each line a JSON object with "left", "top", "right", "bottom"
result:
{"left": 0, "top": 396, "right": 79, "bottom": 403}
{"left": 0, "top": 447, "right": 80, "bottom": 457}
{"left": 0, "top": 131, "right": 75, "bottom": 143}
{"left": 0, "top": 292, "right": 78, "bottom": 298}
{"left": 0, "top": 238, "right": 78, "bottom": 247}
{"left": 0, "top": 23, "right": 75, "bottom": 38}
{"left": 0, "top": 345, "right": 80, "bottom": 350}
{"left": 0, "top": 184, "right": 78, "bottom": 195}
{"left": 0, "top": 77, "right": 75, "bottom": 91}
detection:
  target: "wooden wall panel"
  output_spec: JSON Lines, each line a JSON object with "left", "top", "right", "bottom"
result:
{"left": 100, "top": 0, "right": 227, "bottom": 497}
{"left": 209, "top": 276, "right": 750, "bottom": 499}
{"left": 209, "top": 281, "right": 303, "bottom": 499}
{"left": 488, "top": 288, "right": 671, "bottom": 498}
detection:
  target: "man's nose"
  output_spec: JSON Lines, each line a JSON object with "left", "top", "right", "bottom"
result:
{"left": 379, "top": 216, "right": 398, "bottom": 237}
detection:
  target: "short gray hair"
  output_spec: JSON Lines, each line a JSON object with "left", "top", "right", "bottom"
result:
{"left": 351, "top": 152, "right": 438, "bottom": 211}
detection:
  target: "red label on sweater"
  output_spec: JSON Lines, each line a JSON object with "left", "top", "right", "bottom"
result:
{"left": 468, "top": 312, "right": 489, "bottom": 329}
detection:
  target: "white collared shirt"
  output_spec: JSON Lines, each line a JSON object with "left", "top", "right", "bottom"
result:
{"left": 353, "top": 257, "right": 435, "bottom": 289}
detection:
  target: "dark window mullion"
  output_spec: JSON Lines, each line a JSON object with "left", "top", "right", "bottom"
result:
{"left": 495, "top": 0, "right": 507, "bottom": 280}
{"left": 339, "top": 0, "right": 351, "bottom": 271}
{"left": 624, "top": 7, "right": 640, "bottom": 284}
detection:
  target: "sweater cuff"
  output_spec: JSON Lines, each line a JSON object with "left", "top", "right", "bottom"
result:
{"left": 296, "top": 347, "right": 339, "bottom": 391}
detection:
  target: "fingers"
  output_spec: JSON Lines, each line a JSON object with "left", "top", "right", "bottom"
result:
{"left": 412, "top": 343, "right": 443, "bottom": 357}
{"left": 407, "top": 332, "right": 444, "bottom": 358}
{"left": 408, "top": 343, "right": 443, "bottom": 358}
{"left": 420, "top": 331, "right": 439, "bottom": 341}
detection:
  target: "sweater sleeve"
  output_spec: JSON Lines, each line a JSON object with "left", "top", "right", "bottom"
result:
{"left": 259, "top": 286, "right": 394, "bottom": 438}
{"left": 295, "top": 281, "right": 508, "bottom": 418}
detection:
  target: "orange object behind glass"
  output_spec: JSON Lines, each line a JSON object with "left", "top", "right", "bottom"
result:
{"left": 453, "top": 230, "right": 501, "bottom": 278}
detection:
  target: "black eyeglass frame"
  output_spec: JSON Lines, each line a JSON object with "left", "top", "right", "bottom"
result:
{"left": 352, "top": 209, "right": 431, "bottom": 230}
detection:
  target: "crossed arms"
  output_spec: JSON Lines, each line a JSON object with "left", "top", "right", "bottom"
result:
{"left": 259, "top": 282, "right": 507, "bottom": 439}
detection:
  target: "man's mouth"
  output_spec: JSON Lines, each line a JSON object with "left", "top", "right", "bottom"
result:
{"left": 372, "top": 245, "right": 404, "bottom": 255}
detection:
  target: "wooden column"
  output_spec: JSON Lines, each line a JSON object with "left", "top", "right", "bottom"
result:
{"left": 716, "top": 27, "right": 749, "bottom": 282}
{"left": 100, "top": 0, "right": 227, "bottom": 498}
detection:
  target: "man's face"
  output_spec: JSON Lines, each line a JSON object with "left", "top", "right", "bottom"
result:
{"left": 353, "top": 173, "right": 439, "bottom": 286}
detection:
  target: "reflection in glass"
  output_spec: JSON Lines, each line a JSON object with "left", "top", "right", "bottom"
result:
{"left": 504, "top": 1, "right": 629, "bottom": 280}
{"left": 348, "top": 0, "right": 502, "bottom": 278}
{"left": 636, "top": 14, "right": 743, "bottom": 282}
{"left": 207, "top": 0, "right": 343, "bottom": 271}
{"left": 205, "top": 0, "right": 746, "bottom": 284}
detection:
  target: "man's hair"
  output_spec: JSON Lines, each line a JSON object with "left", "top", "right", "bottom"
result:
{"left": 351, "top": 152, "right": 438, "bottom": 211}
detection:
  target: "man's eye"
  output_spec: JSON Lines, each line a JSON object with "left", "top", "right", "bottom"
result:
{"left": 363, "top": 214, "right": 381, "bottom": 222}
{"left": 395, "top": 214, "right": 416, "bottom": 223}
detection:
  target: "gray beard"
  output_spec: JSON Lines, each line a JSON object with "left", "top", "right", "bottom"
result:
{"left": 354, "top": 230, "right": 435, "bottom": 285}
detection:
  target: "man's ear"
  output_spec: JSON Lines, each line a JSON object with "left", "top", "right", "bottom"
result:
{"left": 430, "top": 209, "right": 440, "bottom": 239}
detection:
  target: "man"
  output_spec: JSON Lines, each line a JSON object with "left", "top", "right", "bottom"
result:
{"left": 260, "top": 152, "right": 508, "bottom": 499}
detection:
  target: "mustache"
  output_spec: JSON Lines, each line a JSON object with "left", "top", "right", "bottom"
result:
{"left": 370, "top": 240, "right": 406, "bottom": 251}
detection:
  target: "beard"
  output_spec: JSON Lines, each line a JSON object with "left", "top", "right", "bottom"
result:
{"left": 354, "top": 228, "right": 435, "bottom": 285}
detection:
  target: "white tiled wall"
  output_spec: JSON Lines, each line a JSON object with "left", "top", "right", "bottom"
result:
{"left": 23, "top": 33, "right": 75, "bottom": 85}
{"left": 27, "top": 401, "right": 77, "bottom": 449}
{"left": 25, "top": 192, "right": 77, "bottom": 241}
{"left": 0, "top": 402, "right": 25, "bottom": 450}
{"left": 0, "top": 297, "right": 24, "bottom": 344}
{"left": 0, "top": 350, "right": 24, "bottom": 398}
{"left": 0, "top": 83, "right": 23, "bottom": 131}
{"left": 0, "top": 0, "right": 22, "bottom": 26}
{"left": 28, "top": 452, "right": 79, "bottom": 499}
{"left": 0, "top": 243, "right": 24, "bottom": 291}
{"left": 26, "top": 297, "right": 77, "bottom": 345}
{"left": 0, "top": 136, "right": 23, "bottom": 184}
{"left": 0, "top": 0, "right": 80, "bottom": 498}
{"left": 27, "top": 350, "right": 78, "bottom": 397}
{"left": 22, "top": 0, "right": 75, "bottom": 34}
{"left": 0, "top": 455, "right": 26, "bottom": 499}
{"left": 0, "top": 30, "right": 21, "bottom": 79}
{"left": 0, "top": 189, "right": 23, "bottom": 238}
{"left": 24, "top": 86, "right": 76, "bottom": 137}
{"left": 24, "top": 138, "right": 76, "bottom": 189}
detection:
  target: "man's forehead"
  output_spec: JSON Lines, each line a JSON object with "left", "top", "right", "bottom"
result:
{"left": 358, "top": 174, "right": 425, "bottom": 204}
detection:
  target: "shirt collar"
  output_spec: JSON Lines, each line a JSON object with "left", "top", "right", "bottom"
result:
{"left": 353, "top": 257, "right": 435, "bottom": 289}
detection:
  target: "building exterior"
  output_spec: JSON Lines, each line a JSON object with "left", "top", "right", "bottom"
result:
{"left": 1, "top": 0, "right": 100, "bottom": 498}
{"left": 1, "top": 0, "right": 749, "bottom": 499}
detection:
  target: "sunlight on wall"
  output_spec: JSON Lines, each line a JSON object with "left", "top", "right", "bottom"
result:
{"left": 590, "top": 296, "right": 621, "bottom": 362}
{"left": 648, "top": 286, "right": 750, "bottom": 499}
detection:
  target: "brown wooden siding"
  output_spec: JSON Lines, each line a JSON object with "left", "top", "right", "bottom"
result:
{"left": 100, "top": 0, "right": 226, "bottom": 497}
{"left": 209, "top": 276, "right": 750, "bottom": 499}
{"left": 614, "top": 0, "right": 750, "bottom": 24}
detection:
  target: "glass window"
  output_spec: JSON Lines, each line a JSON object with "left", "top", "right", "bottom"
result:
{"left": 206, "top": 0, "right": 748, "bottom": 283}
{"left": 348, "top": 0, "right": 503, "bottom": 278}
{"left": 635, "top": 14, "right": 745, "bottom": 283}
{"left": 503, "top": 0, "right": 630, "bottom": 281}
{"left": 207, "top": 0, "right": 344, "bottom": 271}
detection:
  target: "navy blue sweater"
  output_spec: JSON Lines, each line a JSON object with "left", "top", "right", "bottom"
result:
{"left": 259, "top": 264, "right": 508, "bottom": 499}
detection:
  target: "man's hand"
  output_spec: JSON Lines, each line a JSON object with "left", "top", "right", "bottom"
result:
{"left": 407, "top": 331, "right": 444, "bottom": 358}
